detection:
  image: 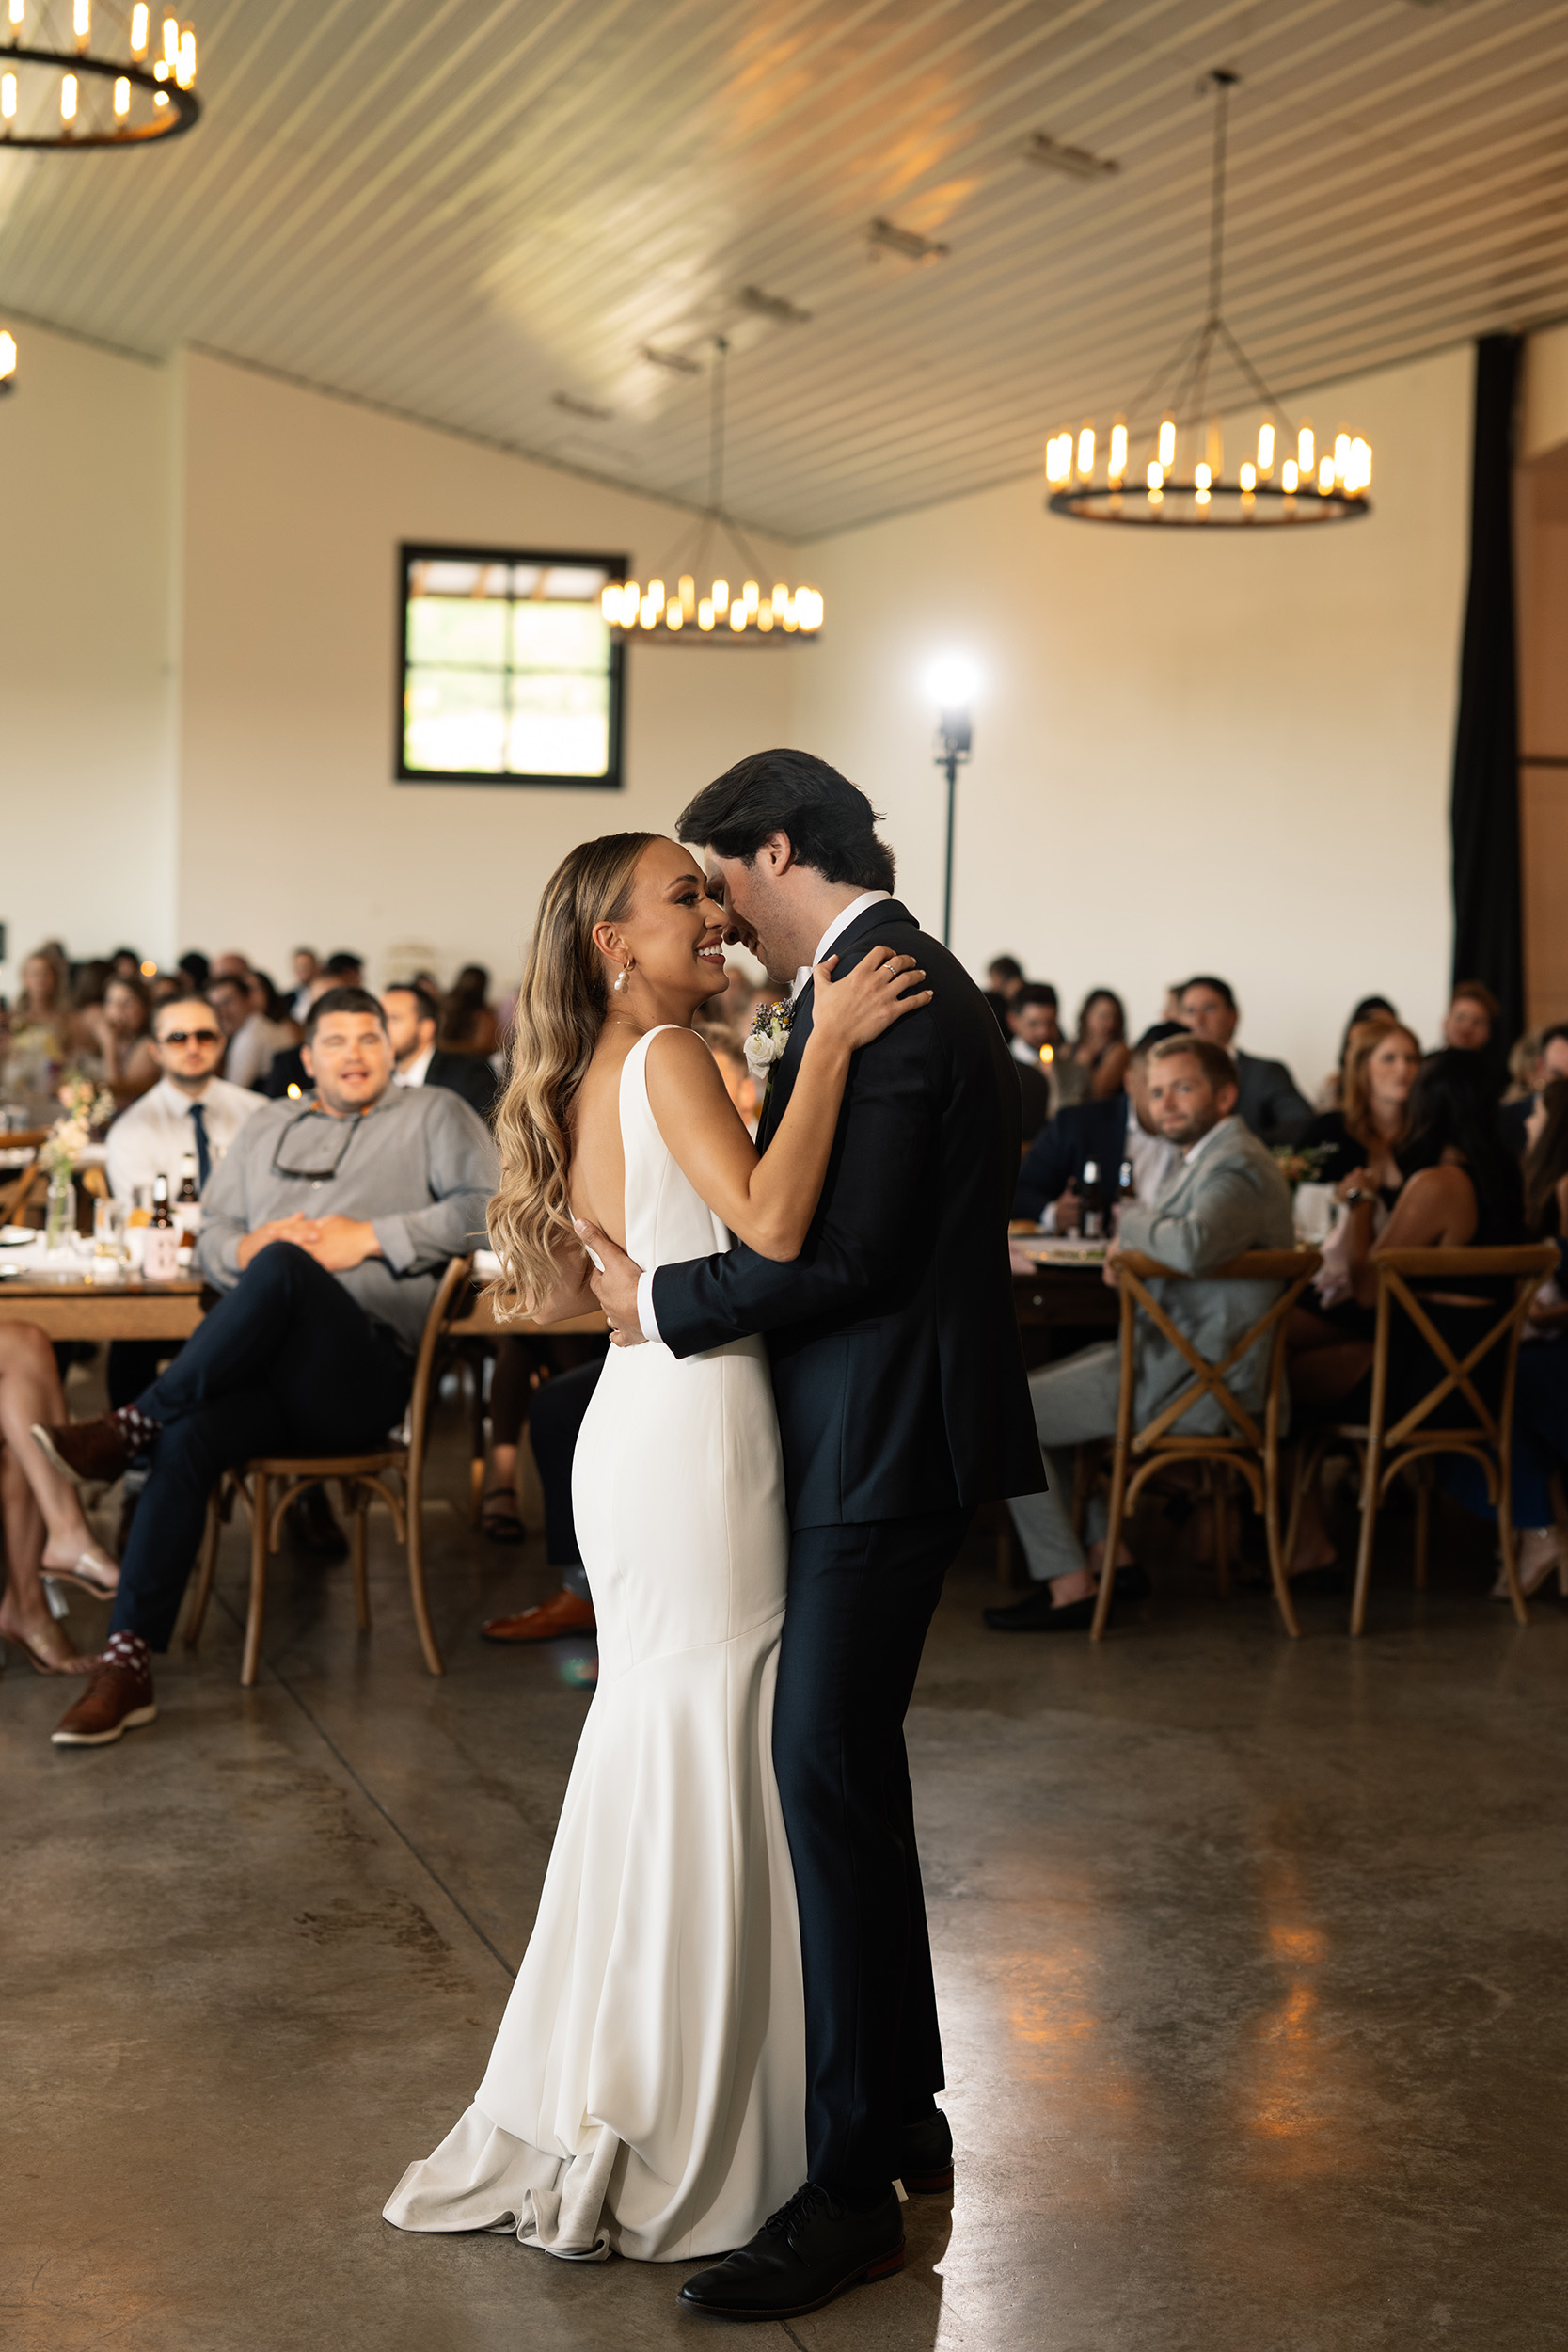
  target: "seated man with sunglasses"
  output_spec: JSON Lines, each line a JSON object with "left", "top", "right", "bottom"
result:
{"left": 36, "top": 987, "right": 498, "bottom": 1748}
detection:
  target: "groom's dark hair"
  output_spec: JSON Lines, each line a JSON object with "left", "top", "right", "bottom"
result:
{"left": 677, "top": 750, "right": 896, "bottom": 892}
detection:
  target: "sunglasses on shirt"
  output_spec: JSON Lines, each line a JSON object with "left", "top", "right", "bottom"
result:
{"left": 160, "top": 1028, "right": 223, "bottom": 1046}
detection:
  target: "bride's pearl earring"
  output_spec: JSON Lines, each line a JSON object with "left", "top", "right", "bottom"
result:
{"left": 614, "top": 962, "right": 631, "bottom": 994}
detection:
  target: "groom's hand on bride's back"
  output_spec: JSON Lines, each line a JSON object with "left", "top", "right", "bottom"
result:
{"left": 575, "top": 1217, "right": 648, "bottom": 1346}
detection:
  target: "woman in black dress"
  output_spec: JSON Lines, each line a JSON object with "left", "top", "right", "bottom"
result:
{"left": 1299, "top": 1018, "right": 1420, "bottom": 1197}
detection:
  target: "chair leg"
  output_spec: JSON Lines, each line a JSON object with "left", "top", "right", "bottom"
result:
{"left": 1212, "top": 1464, "right": 1230, "bottom": 1597}
{"left": 241, "top": 1470, "right": 268, "bottom": 1687}
{"left": 184, "top": 1485, "right": 223, "bottom": 1649}
{"left": 1263, "top": 1441, "right": 1302, "bottom": 1641}
{"left": 1091, "top": 1445, "right": 1130, "bottom": 1641}
{"left": 351, "top": 1486, "right": 372, "bottom": 1632}
{"left": 1412, "top": 1460, "right": 1432, "bottom": 1589}
{"left": 1497, "top": 1496, "right": 1530, "bottom": 1629}
{"left": 404, "top": 1469, "right": 445, "bottom": 1677}
{"left": 1349, "top": 1439, "right": 1382, "bottom": 1638}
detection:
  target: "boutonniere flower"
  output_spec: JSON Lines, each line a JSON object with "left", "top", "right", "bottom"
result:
{"left": 744, "top": 1000, "right": 794, "bottom": 1089}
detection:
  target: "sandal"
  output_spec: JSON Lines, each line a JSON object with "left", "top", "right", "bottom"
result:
{"left": 1, "top": 1623, "right": 94, "bottom": 1676}
{"left": 480, "top": 1488, "right": 527, "bottom": 1546}
{"left": 40, "top": 1549, "right": 119, "bottom": 1601}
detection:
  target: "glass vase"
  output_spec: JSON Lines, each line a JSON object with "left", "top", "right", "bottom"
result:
{"left": 44, "top": 1169, "right": 76, "bottom": 1254}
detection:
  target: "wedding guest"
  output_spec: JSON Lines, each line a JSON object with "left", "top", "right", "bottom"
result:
{"left": 1013, "top": 1022, "right": 1186, "bottom": 1226}
{"left": 1499, "top": 1022, "right": 1568, "bottom": 1158}
{"left": 209, "top": 969, "right": 293, "bottom": 1092}
{"left": 1316, "top": 995, "right": 1398, "bottom": 1109}
{"left": 1299, "top": 1020, "right": 1421, "bottom": 1193}
{"left": 5, "top": 946, "right": 73, "bottom": 1092}
{"left": 1006, "top": 985, "right": 1058, "bottom": 1140}
{"left": 439, "top": 963, "right": 499, "bottom": 1057}
{"left": 1178, "top": 974, "right": 1312, "bottom": 1145}
{"left": 78, "top": 973, "right": 161, "bottom": 1107}
{"left": 1443, "top": 978, "right": 1499, "bottom": 1056}
{"left": 105, "top": 993, "right": 263, "bottom": 1202}
{"left": 1284, "top": 1051, "right": 1526, "bottom": 1575}
{"left": 150, "top": 972, "right": 184, "bottom": 1009}
{"left": 987, "top": 955, "right": 1025, "bottom": 1002}
{"left": 290, "top": 948, "right": 320, "bottom": 1024}
{"left": 176, "top": 950, "right": 212, "bottom": 993}
{"left": 483, "top": 1356, "right": 604, "bottom": 1640}
{"left": 0, "top": 1323, "right": 120, "bottom": 1675}
{"left": 1053, "top": 987, "right": 1130, "bottom": 1110}
{"left": 989, "top": 1034, "right": 1293, "bottom": 1630}
{"left": 383, "top": 981, "right": 498, "bottom": 1119}
{"left": 322, "top": 950, "right": 365, "bottom": 989}
{"left": 37, "top": 988, "right": 497, "bottom": 1747}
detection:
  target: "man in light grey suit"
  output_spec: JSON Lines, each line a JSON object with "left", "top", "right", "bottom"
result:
{"left": 988, "top": 1033, "right": 1295, "bottom": 1632}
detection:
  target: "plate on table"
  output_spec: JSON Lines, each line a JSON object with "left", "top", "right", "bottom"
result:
{"left": 1, "top": 1226, "right": 37, "bottom": 1248}
{"left": 1011, "top": 1234, "right": 1108, "bottom": 1266}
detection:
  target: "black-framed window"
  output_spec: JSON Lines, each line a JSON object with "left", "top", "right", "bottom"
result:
{"left": 397, "top": 543, "right": 626, "bottom": 787}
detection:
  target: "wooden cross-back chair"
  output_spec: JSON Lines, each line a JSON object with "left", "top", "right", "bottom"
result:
{"left": 1284, "top": 1245, "right": 1557, "bottom": 1637}
{"left": 0, "top": 1136, "right": 48, "bottom": 1227}
{"left": 184, "top": 1254, "right": 475, "bottom": 1684}
{"left": 1092, "top": 1248, "right": 1322, "bottom": 1641}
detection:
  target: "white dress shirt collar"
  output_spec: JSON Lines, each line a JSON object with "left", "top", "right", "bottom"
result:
{"left": 395, "top": 1045, "right": 436, "bottom": 1089}
{"left": 1182, "top": 1112, "right": 1235, "bottom": 1166}
{"left": 790, "top": 890, "right": 893, "bottom": 1002}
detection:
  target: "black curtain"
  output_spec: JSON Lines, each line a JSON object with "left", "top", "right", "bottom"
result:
{"left": 1449, "top": 332, "right": 1524, "bottom": 1045}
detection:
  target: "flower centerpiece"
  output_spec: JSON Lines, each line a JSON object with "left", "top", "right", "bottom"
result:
{"left": 1272, "top": 1141, "right": 1335, "bottom": 1193}
{"left": 39, "top": 1078, "right": 115, "bottom": 1252}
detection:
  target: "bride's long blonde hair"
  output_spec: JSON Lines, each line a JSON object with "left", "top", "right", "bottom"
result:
{"left": 489, "top": 831, "right": 658, "bottom": 1319}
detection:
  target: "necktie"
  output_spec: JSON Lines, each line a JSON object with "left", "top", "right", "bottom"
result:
{"left": 189, "top": 1101, "right": 211, "bottom": 1191}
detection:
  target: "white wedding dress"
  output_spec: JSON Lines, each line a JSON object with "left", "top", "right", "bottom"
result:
{"left": 384, "top": 1027, "right": 806, "bottom": 2261}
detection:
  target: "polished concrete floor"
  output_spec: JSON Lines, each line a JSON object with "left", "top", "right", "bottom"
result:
{"left": 4, "top": 1401, "right": 1566, "bottom": 2352}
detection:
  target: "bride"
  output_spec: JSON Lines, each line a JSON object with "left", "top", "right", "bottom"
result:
{"left": 384, "top": 830, "right": 928, "bottom": 2264}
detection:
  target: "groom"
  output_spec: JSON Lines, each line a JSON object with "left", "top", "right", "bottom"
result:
{"left": 580, "top": 749, "right": 1043, "bottom": 2319}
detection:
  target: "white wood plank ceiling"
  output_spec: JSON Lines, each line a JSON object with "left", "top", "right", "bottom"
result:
{"left": 2, "top": 0, "right": 1566, "bottom": 538}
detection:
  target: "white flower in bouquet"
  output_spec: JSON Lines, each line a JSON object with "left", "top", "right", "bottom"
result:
{"left": 744, "top": 1000, "right": 794, "bottom": 1088}
{"left": 40, "top": 1078, "right": 116, "bottom": 1175}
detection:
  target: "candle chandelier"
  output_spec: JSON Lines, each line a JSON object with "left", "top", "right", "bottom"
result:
{"left": 601, "top": 338, "right": 823, "bottom": 642}
{"left": 1045, "top": 71, "right": 1371, "bottom": 528}
{"left": 2, "top": 2, "right": 200, "bottom": 150}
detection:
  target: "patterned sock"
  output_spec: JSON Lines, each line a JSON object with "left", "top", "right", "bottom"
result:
{"left": 103, "top": 1630, "right": 150, "bottom": 1675}
{"left": 109, "top": 1401, "right": 159, "bottom": 1449}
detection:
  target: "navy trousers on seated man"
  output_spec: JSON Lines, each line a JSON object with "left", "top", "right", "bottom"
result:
{"left": 109, "top": 1242, "right": 411, "bottom": 1652}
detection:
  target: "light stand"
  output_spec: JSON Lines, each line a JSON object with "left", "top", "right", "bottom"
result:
{"left": 934, "top": 705, "right": 972, "bottom": 947}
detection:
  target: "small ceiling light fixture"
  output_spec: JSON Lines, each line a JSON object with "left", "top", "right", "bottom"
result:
{"left": 601, "top": 338, "right": 823, "bottom": 646}
{"left": 868, "top": 216, "right": 949, "bottom": 265}
{"left": 640, "top": 343, "right": 702, "bottom": 375}
{"left": 737, "top": 284, "right": 813, "bottom": 326}
{"left": 1045, "top": 72, "right": 1371, "bottom": 528}
{"left": 551, "top": 390, "right": 614, "bottom": 422}
{"left": 1, "top": 1, "right": 200, "bottom": 148}
{"left": 1023, "top": 129, "right": 1118, "bottom": 181}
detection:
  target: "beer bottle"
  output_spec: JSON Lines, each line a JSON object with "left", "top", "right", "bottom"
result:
{"left": 1113, "top": 1157, "right": 1137, "bottom": 1235}
{"left": 143, "top": 1174, "right": 181, "bottom": 1281}
{"left": 1080, "top": 1158, "right": 1105, "bottom": 1241}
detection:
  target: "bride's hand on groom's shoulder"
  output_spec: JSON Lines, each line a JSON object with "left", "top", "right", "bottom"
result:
{"left": 574, "top": 1217, "right": 648, "bottom": 1346}
{"left": 809, "top": 946, "right": 933, "bottom": 1055}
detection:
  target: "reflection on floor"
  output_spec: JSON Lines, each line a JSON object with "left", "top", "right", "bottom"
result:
{"left": 4, "top": 1412, "right": 1566, "bottom": 2351}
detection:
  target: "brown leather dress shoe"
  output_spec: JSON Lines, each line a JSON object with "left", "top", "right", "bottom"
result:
{"left": 483, "top": 1588, "right": 596, "bottom": 1643}
{"left": 32, "top": 1414, "right": 132, "bottom": 1490}
{"left": 52, "top": 1656, "right": 157, "bottom": 1746}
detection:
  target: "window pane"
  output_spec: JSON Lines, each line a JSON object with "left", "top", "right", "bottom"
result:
{"left": 512, "top": 600, "right": 610, "bottom": 673}
{"left": 506, "top": 671, "right": 610, "bottom": 777}
{"left": 407, "top": 593, "right": 509, "bottom": 667}
{"left": 541, "top": 564, "right": 610, "bottom": 603}
{"left": 405, "top": 667, "right": 506, "bottom": 773}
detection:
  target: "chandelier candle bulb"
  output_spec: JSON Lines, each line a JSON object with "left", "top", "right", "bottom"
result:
{"left": 113, "top": 72, "right": 128, "bottom": 111}
{"left": 1258, "top": 420, "right": 1275, "bottom": 474}
{"left": 647, "top": 578, "right": 665, "bottom": 609}
{"left": 0, "top": 331, "right": 15, "bottom": 382}
{"left": 640, "top": 593, "right": 658, "bottom": 628}
{"left": 177, "top": 26, "right": 195, "bottom": 86}
{"left": 665, "top": 598, "right": 682, "bottom": 629}
{"left": 678, "top": 574, "right": 695, "bottom": 618}
{"left": 757, "top": 600, "right": 774, "bottom": 631}
{"left": 1239, "top": 461, "right": 1256, "bottom": 491}
{"left": 163, "top": 10, "right": 178, "bottom": 64}
{"left": 1333, "top": 432, "right": 1351, "bottom": 487}
{"left": 1195, "top": 462, "right": 1212, "bottom": 491}
{"left": 72, "top": 0, "right": 88, "bottom": 51}
{"left": 730, "top": 602, "right": 746, "bottom": 631}
{"left": 1147, "top": 459, "right": 1164, "bottom": 491}
{"left": 743, "top": 580, "right": 759, "bottom": 616}
{"left": 1318, "top": 455, "right": 1335, "bottom": 494}
{"left": 1282, "top": 458, "right": 1299, "bottom": 493}
{"left": 697, "top": 598, "right": 714, "bottom": 630}
{"left": 1076, "top": 424, "right": 1094, "bottom": 478}
{"left": 131, "top": 0, "right": 148, "bottom": 51}
{"left": 7, "top": 0, "right": 21, "bottom": 24}
{"left": 1298, "top": 423, "right": 1314, "bottom": 477}
{"left": 1109, "top": 421, "right": 1128, "bottom": 482}
{"left": 1158, "top": 416, "right": 1176, "bottom": 469}
{"left": 60, "top": 71, "right": 77, "bottom": 118}
{"left": 712, "top": 578, "right": 729, "bottom": 614}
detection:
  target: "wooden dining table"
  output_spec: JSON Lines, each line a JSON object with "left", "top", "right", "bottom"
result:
{"left": 0, "top": 1271, "right": 209, "bottom": 1341}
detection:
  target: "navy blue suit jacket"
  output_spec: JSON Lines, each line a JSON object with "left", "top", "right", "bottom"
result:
{"left": 1013, "top": 1094, "right": 1129, "bottom": 1224}
{"left": 650, "top": 899, "right": 1044, "bottom": 1529}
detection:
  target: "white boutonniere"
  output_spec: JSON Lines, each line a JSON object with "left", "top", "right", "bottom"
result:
{"left": 744, "top": 1000, "right": 794, "bottom": 1097}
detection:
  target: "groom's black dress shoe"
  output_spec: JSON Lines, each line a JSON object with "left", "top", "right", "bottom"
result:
{"left": 676, "top": 2183, "right": 904, "bottom": 2320}
{"left": 898, "top": 2109, "right": 954, "bottom": 2194}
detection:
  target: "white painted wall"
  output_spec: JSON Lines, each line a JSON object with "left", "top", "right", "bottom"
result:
{"left": 175, "top": 352, "right": 795, "bottom": 993}
{"left": 792, "top": 347, "right": 1473, "bottom": 1096}
{"left": 0, "top": 321, "right": 176, "bottom": 991}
